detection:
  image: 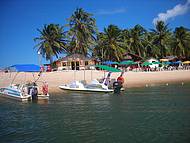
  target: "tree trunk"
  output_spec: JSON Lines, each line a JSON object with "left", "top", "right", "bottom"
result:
{"left": 50, "top": 56, "right": 53, "bottom": 67}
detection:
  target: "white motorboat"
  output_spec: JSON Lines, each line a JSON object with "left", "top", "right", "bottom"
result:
{"left": 59, "top": 65, "right": 124, "bottom": 93}
{"left": 0, "top": 85, "right": 31, "bottom": 101}
{"left": 59, "top": 79, "right": 114, "bottom": 93}
{"left": 0, "top": 64, "right": 49, "bottom": 101}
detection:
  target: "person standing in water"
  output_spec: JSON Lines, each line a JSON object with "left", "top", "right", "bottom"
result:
{"left": 113, "top": 71, "right": 125, "bottom": 94}
{"left": 117, "top": 71, "right": 124, "bottom": 86}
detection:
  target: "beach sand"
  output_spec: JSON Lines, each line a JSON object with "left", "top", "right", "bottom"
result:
{"left": 0, "top": 70, "right": 190, "bottom": 93}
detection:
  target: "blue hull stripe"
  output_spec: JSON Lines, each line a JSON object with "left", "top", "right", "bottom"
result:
{"left": 4, "top": 88, "right": 21, "bottom": 97}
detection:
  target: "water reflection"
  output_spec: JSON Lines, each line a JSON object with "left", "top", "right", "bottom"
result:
{"left": 32, "top": 99, "right": 49, "bottom": 105}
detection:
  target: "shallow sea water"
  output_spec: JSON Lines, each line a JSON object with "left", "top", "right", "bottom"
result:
{"left": 0, "top": 83, "right": 190, "bottom": 143}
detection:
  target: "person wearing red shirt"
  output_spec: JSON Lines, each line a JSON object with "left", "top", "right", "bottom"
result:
{"left": 117, "top": 76, "right": 124, "bottom": 84}
{"left": 113, "top": 71, "right": 125, "bottom": 94}
{"left": 117, "top": 71, "right": 124, "bottom": 85}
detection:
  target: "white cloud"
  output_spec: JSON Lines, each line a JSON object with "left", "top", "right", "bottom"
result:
{"left": 96, "top": 8, "right": 127, "bottom": 15}
{"left": 153, "top": 0, "right": 190, "bottom": 25}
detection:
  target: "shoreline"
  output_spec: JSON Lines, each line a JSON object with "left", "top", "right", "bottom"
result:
{"left": 0, "top": 70, "right": 190, "bottom": 93}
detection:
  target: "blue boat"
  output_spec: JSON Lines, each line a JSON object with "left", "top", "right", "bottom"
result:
{"left": 0, "top": 64, "right": 49, "bottom": 101}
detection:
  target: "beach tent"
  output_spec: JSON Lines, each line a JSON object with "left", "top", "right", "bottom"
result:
{"left": 163, "top": 61, "right": 171, "bottom": 65}
{"left": 146, "top": 58, "right": 159, "bottom": 68}
{"left": 172, "top": 61, "right": 182, "bottom": 64}
{"left": 119, "top": 60, "right": 134, "bottom": 65}
{"left": 152, "top": 61, "right": 161, "bottom": 65}
{"left": 146, "top": 58, "right": 158, "bottom": 63}
{"left": 103, "top": 61, "right": 119, "bottom": 65}
{"left": 112, "top": 62, "right": 119, "bottom": 64}
{"left": 131, "top": 62, "right": 138, "bottom": 65}
{"left": 141, "top": 62, "right": 152, "bottom": 66}
{"left": 160, "top": 59, "right": 169, "bottom": 62}
{"left": 182, "top": 61, "right": 190, "bottom": 64}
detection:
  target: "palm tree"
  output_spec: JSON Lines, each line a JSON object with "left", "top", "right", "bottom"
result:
{"left": 172, "top": 26, "right": 190, "bottom": 58}
{"left": 128, "top": 25, "right": 146, "bottom": 57}
{"left": 151, "top": 21, "right": 172, "bottom": 58}
{"left": 67, "top": 8, "right": 97, "bottom": 56}
{"left": 34, "top": 24, "right": 67, "bottom": 65}
{"left": 94, "top": 25, "right": 125, "bottom": 61}
{"left": 143, "top": 31, "right": 160, "bottom": 58}
{"left": 121, "top": 29, "right": 131, "bottom": 53}
{"left": 93, "top": 32, "right": 106, "bottom": 62}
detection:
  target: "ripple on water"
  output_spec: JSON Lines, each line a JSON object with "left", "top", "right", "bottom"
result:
{"left": 0, "top": 83, "right": 190, "bottom": 142}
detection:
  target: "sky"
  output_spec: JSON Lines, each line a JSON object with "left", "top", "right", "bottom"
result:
{"left": 0, "top": 0, "right": 190, "bottom": 67}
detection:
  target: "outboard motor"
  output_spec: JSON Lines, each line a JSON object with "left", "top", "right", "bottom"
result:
{"left": 113, "top": 81, "right": 122, "bottom": 94}
{"left": 31, "top": 87, "right": 38, "bottom": 100}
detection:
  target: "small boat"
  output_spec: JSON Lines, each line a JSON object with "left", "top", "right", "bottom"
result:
{"left": 0, "top": 64, "right": 49, "bottom": 101}
{"left": 0, "top": 85, "right": 31, "bottom": 101}
{"left": 59, "top": 65, "right": 124, "bottom": 93}
{"left": 59, "top": 79, "right": 114, "bottom": 93}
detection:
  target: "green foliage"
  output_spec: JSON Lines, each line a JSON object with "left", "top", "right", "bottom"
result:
{"left": 34, "top": 24, "right": 67, "bottom": 64}
{"left": 127, "top": 24, "right": 146, "bottom": 57}
{"left": 66, "top": 8, "right": 97, "bottom": 56}
{"left": 151, "top": 21, "right": 172, "bottom": 58}
{"left": 94, "top": 25, "right": 125, "bottom": 61}
{"left": 52, "top": 61, "right": 57, "bottom": 69}
{"left": 143, "top": 32, "right": 160, "bottom": 58}
{"left": 172, "top": 26, "right": 190, "bottom": 58}
{"left": 34, "top": 10, "right": 190, "bottom": 63}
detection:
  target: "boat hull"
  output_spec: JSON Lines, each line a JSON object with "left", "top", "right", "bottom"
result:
{"left": 59, "top": 85, "right": 113, "bottom": 93}
{"left": 37, "top": 94, "right": 49, "bottom": 100}
{"left": 0, "top": 88, "right": 31, "bottom": 101}
{"left": 0, "top": 87, "right": 49, "bottom": 101}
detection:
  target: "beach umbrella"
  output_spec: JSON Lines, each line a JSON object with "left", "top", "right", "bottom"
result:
{"left": 103, "top": 61, "right": 119, "bottom": 65}
{"left": 163, "top": 61, "right": 171, "bottom": 65}
{"left": 141, "top": 62, "right": 152, "bottom": 66}
{"left": 182, "top": 61, "right": 190, "bottom": 64}
{"left": 103, "top": 61, "right": 113, "bottom": 65}
{"left": 95, "top": 65, "right": 121, "bottom": 72}
{"left": 152, "top": 61, "right": 161, "bottom": 65}
{"left": 119, "top": 60, "right": 134, "bottom": 65}
{"left": 172, "top": 61, "right": 182, "bottom": 64}
{"left": 160, "top": 59, "right": 169, "bottom": 62}
{"left": 131, "top": 62, "right": 138, "bottom": 65}
{"left": 112, "top": 61, "right": 119, "bottom": 64}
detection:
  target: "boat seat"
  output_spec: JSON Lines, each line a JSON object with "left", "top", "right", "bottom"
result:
{"left": 11, "top": 84, "right": 20, "bottom": 89}
{"left": 90, "top": 79, "right": 101, "bottom": 84}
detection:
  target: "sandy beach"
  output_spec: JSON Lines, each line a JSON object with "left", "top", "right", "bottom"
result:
{"left": 0, "top": 70, "right": 190, "bottom": 93}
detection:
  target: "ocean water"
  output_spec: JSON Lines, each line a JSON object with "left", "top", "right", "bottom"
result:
{"left": 0, "top": 83, "right": 190, "bottom": 143}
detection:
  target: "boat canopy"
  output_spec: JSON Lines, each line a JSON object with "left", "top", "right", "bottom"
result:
{"left": 95, "top": 65, "right": 121, "bottom": 72}
{"left": 10, "top": 64, "right": 40, "bottom": 72}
